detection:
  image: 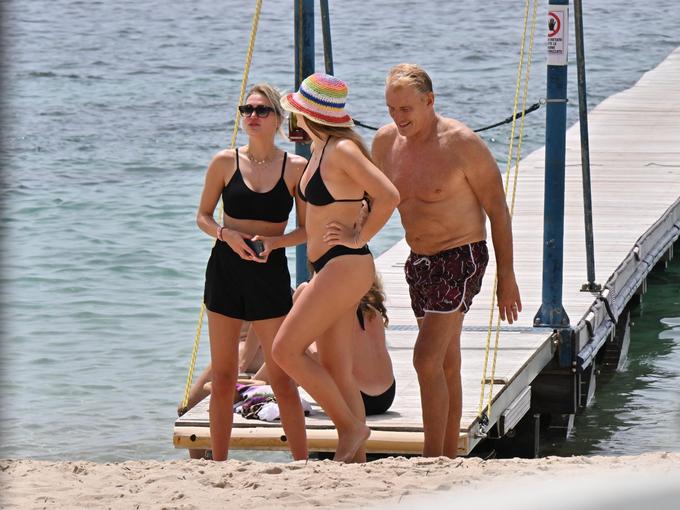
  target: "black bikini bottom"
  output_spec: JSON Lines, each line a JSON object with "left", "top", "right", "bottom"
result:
{"left": 310, "top": 244, "right": 371, "bottom": 273}
{"left": 361, "top": 378, "right": 396, "bottom": 416}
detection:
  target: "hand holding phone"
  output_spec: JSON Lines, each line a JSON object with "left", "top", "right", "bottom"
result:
{"left": 244, "top": 238, "right": 265, "bottom": 259}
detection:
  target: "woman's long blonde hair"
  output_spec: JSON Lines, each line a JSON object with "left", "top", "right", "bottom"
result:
{"left": 303, "top": 118, "right": 373, "bottom": 162}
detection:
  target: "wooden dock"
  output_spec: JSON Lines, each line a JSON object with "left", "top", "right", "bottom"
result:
{"left": 174, "top": 47, "right": 680, "bottom": 457}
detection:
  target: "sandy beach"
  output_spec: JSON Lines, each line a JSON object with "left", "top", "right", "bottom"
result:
{"left": 3, "top": 452, "right": 679, "bottom": 509}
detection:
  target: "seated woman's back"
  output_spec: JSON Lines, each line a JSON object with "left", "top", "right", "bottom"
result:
{"left": 351, "top": 308, "right": 393, "bottom": 396}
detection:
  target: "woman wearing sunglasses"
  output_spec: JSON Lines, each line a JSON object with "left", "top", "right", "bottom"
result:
{"left": 196, "top": 83, "right": 308, "bottom": 461}
{"left": 272, "top": 74, "right": 400, "bottom": 463}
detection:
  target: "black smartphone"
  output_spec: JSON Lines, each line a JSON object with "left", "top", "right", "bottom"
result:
{"left": 244, "top": 238, "right": 265, "bottom": 259}
{"left": 288, "top": 115, "right": 311, "bottom": 143}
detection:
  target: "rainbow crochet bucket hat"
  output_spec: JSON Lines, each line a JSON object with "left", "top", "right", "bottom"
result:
{"left": 281, "top": 73, "right": 354, "bottom": 127}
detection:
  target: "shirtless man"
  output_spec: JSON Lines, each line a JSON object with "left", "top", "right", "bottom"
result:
{"left": 372, "top": 64, "right": 522, "bottom": 458}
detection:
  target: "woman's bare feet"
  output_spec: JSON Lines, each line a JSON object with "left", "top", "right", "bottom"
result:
{"left": 333, "top": 424, "right": 371, "bottom": 463}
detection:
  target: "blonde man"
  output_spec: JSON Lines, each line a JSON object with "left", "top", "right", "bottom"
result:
{"left": 372, "top": 64, "right": 522, "bottom": 458}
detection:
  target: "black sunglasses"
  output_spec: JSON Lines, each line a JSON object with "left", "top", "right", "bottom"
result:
{"left": 238, "top": 104, "right": 275, "bottom": 118}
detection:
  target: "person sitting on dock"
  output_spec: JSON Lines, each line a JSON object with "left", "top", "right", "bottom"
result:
{"left": 372, "top": 64, "right": 522, "bottom": 458}
{"left": 196, "top": 83, "right": 309, "bottom": 462}
{"left": 346, "top": 274, "right": 396, "bottom": 416}
{"left": 272, "top": 73, "right": 400, "bottom": 463}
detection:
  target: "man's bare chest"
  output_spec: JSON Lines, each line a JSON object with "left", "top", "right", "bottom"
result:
{"left": 388, "top": 149, "right": 463, "bottom": 202}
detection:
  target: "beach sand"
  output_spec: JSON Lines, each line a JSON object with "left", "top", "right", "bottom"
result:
{"left": 2, "top": 452, "right": 679, "bottom": 509}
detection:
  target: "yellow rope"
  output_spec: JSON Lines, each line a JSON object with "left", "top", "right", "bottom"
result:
{"left": 180, "top": 0, "right": 264, "bottom": 412}
{"left": 483, "top": 0, "right": 539, "bottom": 420}
{"left": 478, "top": 0, "right": 538, "bottom": 420}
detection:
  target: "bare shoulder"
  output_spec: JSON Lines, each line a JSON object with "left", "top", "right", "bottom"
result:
{"left": 373, "top": 123, "right": 398, "bottom": 144}
{"left": 440, "top": 117, "right": 493, "bottom": 166}
{"left": 201, "top": 149, "right": 236, "bottom": 194}
{"left": 334, "top": 137, "right": 366, "bottom": 161}
{"left": 210, "top": 148, "right": 236, "bottom": 169}
{"left": 438, "top": 117, "right": 477, "bottom": 147}
{"left": 372, "top": 124, "right": 397, "bottom": 151}
{"left": 285, "top": 152, "right": 308, "bottom": 178}
{"left": 371, "top": 124, "right": 397, "bottom": 169}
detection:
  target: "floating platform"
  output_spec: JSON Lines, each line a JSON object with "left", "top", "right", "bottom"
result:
{"left": 174, "top": 47, "right": 680, "bottom": 457}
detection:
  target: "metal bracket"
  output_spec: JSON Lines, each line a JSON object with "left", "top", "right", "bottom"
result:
{"left": 580, "top": 281, "right": 602, "bottom": 292}
{"left": 475, "top": 413, "right": 490, "bottom": 438}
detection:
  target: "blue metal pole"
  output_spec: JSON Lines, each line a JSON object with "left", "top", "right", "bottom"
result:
{"left": 319, "top": 0, "right": 334, "bottom": 75}
{"left": 535, "top": 0, "right": 570, "bottom": 327}
{"left": 294, "top": 0, "right": 314, "bottom": 285}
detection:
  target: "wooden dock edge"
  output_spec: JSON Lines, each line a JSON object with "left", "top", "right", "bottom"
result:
{"left": 174, "top": 425, "right": 469, "bottom": 456}
{"left": 467, "top": 335, "right": 555, "bottom": 451}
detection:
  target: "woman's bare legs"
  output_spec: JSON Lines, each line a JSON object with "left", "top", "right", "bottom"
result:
{"left": 316, "top": 308, "right": 367, "bottom": 463}
{"left": 178, "top": 363, "right": 214, "bottom": 460}
{"left": 207, "top": 311, "right": 242, "bottom": 461}
{"left": 273, "top": 255, "right": 373, "bottom": 463}
{"left": 252, "top": 317, "right": 308, "bottom": 461}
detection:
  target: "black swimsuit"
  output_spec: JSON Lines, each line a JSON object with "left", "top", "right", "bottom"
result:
{"left": 203, "top": 150, "right": 295, "bottom": 321}
{"left": 298, "top": 138, "right": 371, "bottom": 272}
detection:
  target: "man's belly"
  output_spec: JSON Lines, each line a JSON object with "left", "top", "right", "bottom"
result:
{"left": 399, "top": 203, "right": 486, "bottom": 255}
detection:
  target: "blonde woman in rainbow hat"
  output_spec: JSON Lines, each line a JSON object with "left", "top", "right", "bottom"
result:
{"left": 273, "top": 73, "right": 400, "bottom": 463}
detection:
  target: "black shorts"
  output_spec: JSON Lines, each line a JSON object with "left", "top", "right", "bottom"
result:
{"left": 203, "top": 241, "right": 293, "bottom": 321}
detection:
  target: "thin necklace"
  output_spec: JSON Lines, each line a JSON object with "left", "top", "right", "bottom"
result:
{"left": 246, "top": 148, "right": 276, "bottom": 165}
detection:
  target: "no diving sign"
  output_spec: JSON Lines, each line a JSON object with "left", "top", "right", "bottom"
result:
{"left": 547, "top": 5, "right": 568, "bottom": 65}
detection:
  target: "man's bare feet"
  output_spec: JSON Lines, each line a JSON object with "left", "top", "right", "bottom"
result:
{"left": 333, "top": 425, "right": 371, "bottom": 463}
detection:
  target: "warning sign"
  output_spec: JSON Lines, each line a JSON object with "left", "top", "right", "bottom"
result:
{"left": 547, "top": 6, "right": 568, "bottom": 66}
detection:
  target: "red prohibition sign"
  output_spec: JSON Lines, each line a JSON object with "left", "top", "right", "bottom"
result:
{"left": 548, "top": 11, "right": 561, "bottom": 37}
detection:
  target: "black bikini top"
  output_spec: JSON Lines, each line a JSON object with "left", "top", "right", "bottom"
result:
{"left": 356, "top": 306, "right": 365, "bottom": 330}
{"left": 297, "top": 137, "right": 366, "bottom": 206}
{"left": 222, "top": 149, "right": 293, "bottom": 223}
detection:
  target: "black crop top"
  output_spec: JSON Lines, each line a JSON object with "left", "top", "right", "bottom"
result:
{"left": 222, "top": 149, "right": 293, "bottom": 223}
{"left": 297, "top": 138, "right": 365, "bottom": 206}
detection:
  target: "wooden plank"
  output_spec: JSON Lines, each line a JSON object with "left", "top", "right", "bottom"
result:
{"left": 174, "top": 425, "right": 468, "bottom": 456}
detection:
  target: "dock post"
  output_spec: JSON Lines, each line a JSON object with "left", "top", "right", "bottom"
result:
{"left": 574, "top": 0, "right": 600, "bottom": 293}
{"left": 294, "top": 0, "right": 315, "bottom": 285}
{"left": 320, "top": 0, "right": 334, "bottom": 75}
{"left": 534, "top": 0, "right": 570, "bottom": 329}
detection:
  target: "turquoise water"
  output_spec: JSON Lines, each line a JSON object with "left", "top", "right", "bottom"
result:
{"left": 1, "top": 1, "right": 678, "bottom": 461}
{"left": 542, "top": 256, "right": 680, "bottom": 456}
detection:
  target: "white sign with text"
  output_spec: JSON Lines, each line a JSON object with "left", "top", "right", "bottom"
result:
{"left": 547, "top": 5, "right": 569, "bottom": 66}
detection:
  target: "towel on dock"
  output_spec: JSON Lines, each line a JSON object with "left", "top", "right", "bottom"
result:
{"left": 234, "top": 383, "right": 312, "bottom": 422}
